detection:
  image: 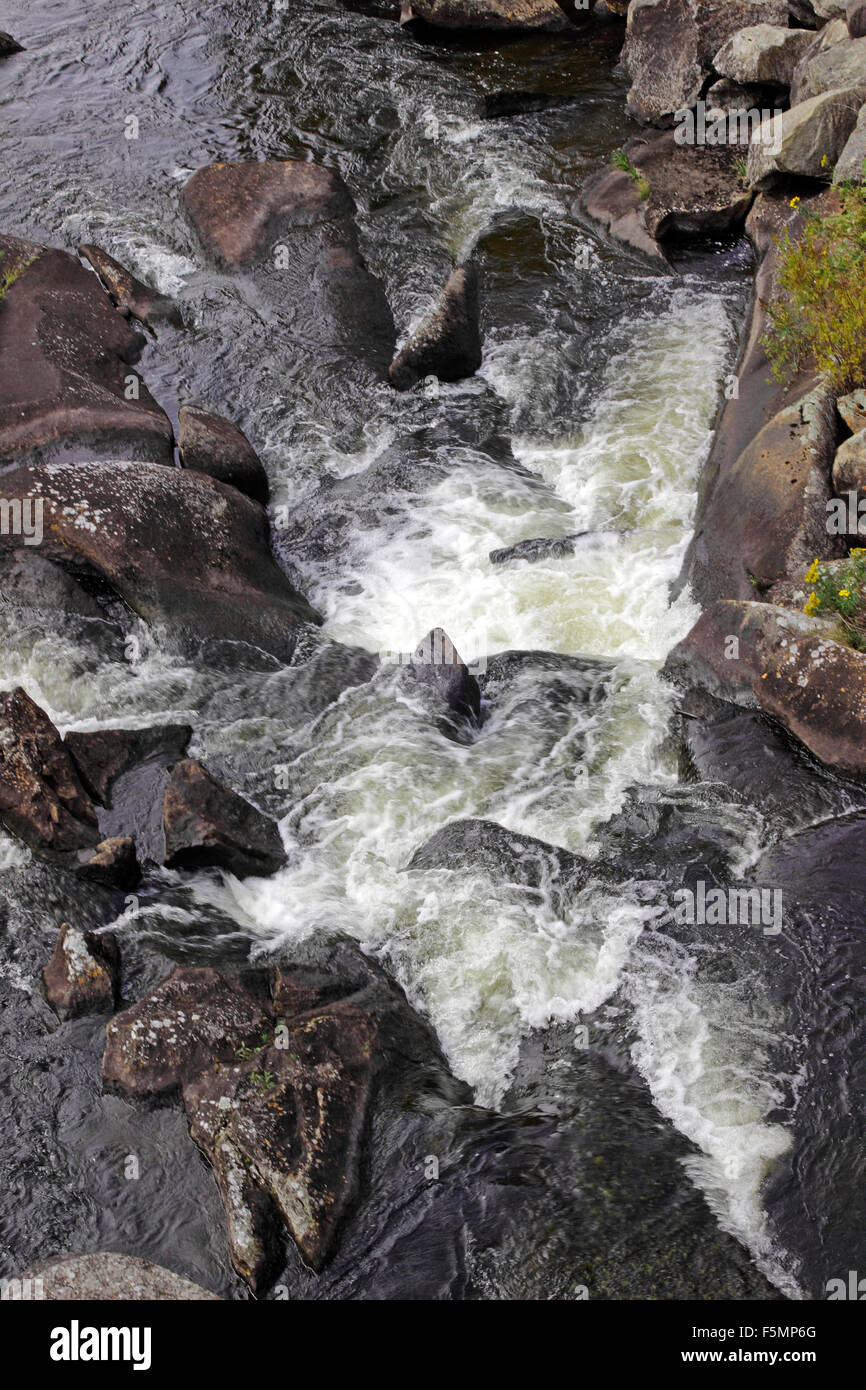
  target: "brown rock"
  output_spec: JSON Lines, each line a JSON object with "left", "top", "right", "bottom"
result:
{"left": 399, "top": 0, "right": 578, "bottom": 29}
{"left": 76, "top": 836, "right": 140, "bottom": 890}
{"left": 21, "top": 1253, "right": 219, "bottom": 1300}
{"left": 631, "top": 130, "right": 754, "bottom": 239}
{"left": 163, "top": 759, "right": 286, "bottom": 877}
{"left": 832, "top": 428, "right": 866, "bottom": 496}
{"left": 0, "top": 688, "right": 99, "bottom": 855}
{"left": 177, "top": 405, "right": 269, "bottom": 505}
{"left": 65, "top": 724, "right": 192, "bottom": 805}
{"left": 388, "top": 264, "right": 482, "bottom": 390}
{"left": 0, "top": 235, "right": 173, "bottom": 467}
{"left": 42, "top": 922, "right": 120, "bottom": 1020}
{"left": 79, "top": 244, "right": 182, "bottom": 328}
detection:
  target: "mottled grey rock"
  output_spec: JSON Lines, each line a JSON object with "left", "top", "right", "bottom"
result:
{"left": 23, "top": 1253, "right": 219, "bottom": 1300}
{"left": 834, "top": 102, "right": 866, "bottom": 179}
{"left": 748, "top": 86, "right": 866, "bottom": 186}
{"left": 832, "top": 428, "right": 866, "bottom": 495}
{"left": 712, "top": 24, "right": 815, "bottom": 87}
{"left": 178, "top": 405, "right": 269, "bottom": 505}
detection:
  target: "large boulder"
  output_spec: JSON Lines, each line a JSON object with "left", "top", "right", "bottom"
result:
{"left": 20, "top": 1254, "right": 219, "bottom": 1300}
{"left": 712, "top": 24, "right": 816, "bottom": 88}
{"left": 0, "top": 461, "right": 321, "bottom": 659}
{"left": 42, "top": 923, "right": 120, "bottom": 1021}
{"left": 630, "top": 130, "right": 753, "bottom": 239}
{"left": 850, "top": 0, "right": 866, "bottom": 38}
{"left": 0, "top": 235, "right": 173, "bottom": 468}
{"left": 65, "top": 724, "right": 192, "bottom": 806}
{"left": 833, "top": 102, "right": 866, "bottom": 180}
{"left": 832, "top": 427, "right": 866, "bottom": 494}
{"left": 837, "top": 388, "right": 866, "bottom": 433}
{"left": 790, "top": 28, "right": 866, "bottom": 103}
{"left": 399, "top": 0, "right": 580, "bottom": 30}
{"left": 0, "top": 688, "right": 99, "bottom": 855}
{"left": 177, "top": 405, "right": 269, "bottom": 505}
{"left": 182, "top": 161, "right": 395, "bottom": 377}
{"left": 666, "top": 599, "right": 866, "bottom": 778}
{"left": 747, "top": 85, "right": 866, "bottom": 185}
{"left": 622, "top": 0, "right": 790, "bottom": 125}
{"left": 388, "top": 265, "right": 482, "bottom": 390}
{"left": 79, "top": 244, "right": 182, "bottom": 328}
{"left": 162, "top": 759, "right": 286, "bottom": 878}
{"left": 578, "top": 163, "right": 667, "bottom": 261}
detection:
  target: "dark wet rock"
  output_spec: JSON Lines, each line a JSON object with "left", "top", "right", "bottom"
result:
{"left": 832, "top": 427, "right": 866, "bottom": 496}
{"left": 65, "top": 725, "right": 192, "bottom": 807}
{"left": 489, "top": 532, "right": 623, "bottom": 564}
{"left": 748, "top": 85, "right": 866, "bottom": 186}
{"left": 21, "top": 1253, "right": 220, "bottom": 1300}
{"left": 705, "top": 76, "right": 769, "bottom": 113}
{"left": 850, "top": 0, "right": 866, "bottom": 37}
{"left": 837, "top": 388, "right": 866, "bottom": 434}
{"left": 478, "top": 647, "right": 618, "bottom": 699}
{"left": 0, "top": 549, "right": 124, "bottom": 659}
{"left": 0, "top": 688, "right": 99, "bottom": 856}
{"left": 0, "top": 461, "right": 321, "bottom": 659}
{"left": 666, "top": 599, "right": 866, "bottom": 778}
{"left": 42, "top": 923, "right": 120, "bottom": 1021}
{"left": 0, "top": 234, "right": 173, "bottom": 468}
{"left": 399, "top": 0, "right": 580, "bottom": 30}
{"left": 713, "top": 24, "right": 816, "bottom": 88}
{"left": 389, "top": 264, "right": 481, "bottom": 390}
{"left": 78, "top": 244, "right": 182, "bottom": 328}
{"left": 102, "top": 959, "right": 451, "bottom": 1288}
{"left": 579, "top": 163, "right": 667, "bottom": 261}
{"left": 400, "top": 628, "right": 481, "bottom": 735}
{"left": 177, "top": 405, "right": 269, "bottom": 505}
{"left": 622, "top": 0, "right": 790, "bottom": 125}
{"left": 0, "top": 32, "right": 23, "bottom": 57}
{"left": 479, "top": 91, "right": 580, "bottom": 119}
{"left": 75, "top": 836, "right": 140, "bottom": 891}
{"left": 599, "top": 781, "right": 759, "bottom": 885}
{"left": 162, "top": 759, "right": 286, "bottom": 878}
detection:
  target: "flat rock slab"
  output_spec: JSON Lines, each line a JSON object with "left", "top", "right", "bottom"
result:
{"left": 666, "top": 599, "right": 866, "bottom": 778}
{"left": 22, "top": 1253, "right": 219, "bottom": 1300}
{"left": 103, "top": 966, "right": 387, "bottom": 1288}
{"left": 0, "top": 235, "right": 173, "bottom": 468}
{"left": 42, "top": 922, "right": 120, "bottom": 1020}
{"left": 163, "top": 758, "right": 286, "bottom": 878}
{"left": 0, "top": 461, "right": 321, "bottom": 659}
{"left": 0, "top": 687, "right": 99, "bottom": 856}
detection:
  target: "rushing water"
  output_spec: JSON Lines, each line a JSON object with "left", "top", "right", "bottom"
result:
{"left": 4, "top": 0, "right": 859, "bottom": 1301}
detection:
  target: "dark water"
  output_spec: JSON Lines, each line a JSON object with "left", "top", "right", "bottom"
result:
{"left": 1, "top": 0, "right": 864, "bottom": 1301}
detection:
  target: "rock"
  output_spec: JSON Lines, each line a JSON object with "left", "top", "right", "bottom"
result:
{"left": 78, "top": 244, "right": 182, "bottom": 328}
{"left": 0, "top": 688, "right": 99, "bottom": 855}
{"left": 103, "top": 964, "right": 395, "bottom": 1287}
{"left": 182, "top": 161, "right": 395, "bottom": 376}
{"left": 388, "top": 264, "right": 481, "bottom": 390}
{"left": 747, "top": 86, "right": 866, "bottom": 186}
{"left": 832, "top": 427, "right": 866, "bottom": 494}
{"left": 790, "top": 27, "right": 866, "bottom": 103}
{"left": 400, "top": 628, "right": 482, "bottom": 735}
{"left": 162, "top": 759, "right": 285, "bottom": 877}
{"left": 833, "top": 102, "right": 866, "bottom": 180}
{"left": 177, "top": 405, "right": 269, "bottom": 505}
{"left": 76, "top": 836, "right": 140, "bottom": 891}
{"left": 686, "top": 388, "right": 841, "bottom": 602}
{"left": 622, "top": 0, "right": 790, "bottom": 125}
{"left": 489, "top": 532, "right": 619, "bottom": 564}
{"left": 850, "top": 0, "right": 866, "bottom": 37}
{"left": 705, "top": 77, "right": 768, "bottom": 113}
{"left": 630, "top": 130, "right": 754, "bottom": 239}
{"left": 0, "top": 235, "right": 173, "bottom": 468}
{"left": 407, "top": 816, "right": 603, "bottom": 902}
{"left": 399, "top": 0, "right": 579, "bottom": 30}
{"left": 20, "top": 1253, "right": 219, "bottom": 1300}
{"left": 0, "top": 549, "right": 123, "bottom": 658}
{"left": 42, "top": 922, "right": 120, "bottom": 1020}
{"left": 837, "top": 388, "right": 866, "bottom": 432}
{"left": 0, "top": 461, "right": 321, "bottom": 659}
{"left": 666, "top": 599, "right": 866, "bottom": 778}
{"left": 712, "top": 24, "right": 816, "bottom": 87}
{"left": 0, "top": 32, "right": 23, "bottom": 56}
{"left": 65, "top": 725, "right": 192, "bottom": 806}
{"left": 578, "top": 164, "right": 667, "bottom": 261}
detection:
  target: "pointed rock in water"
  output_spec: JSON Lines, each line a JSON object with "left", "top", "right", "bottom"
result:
{"left": 78, "top": 244, "right": 182, "bottom": 328}
{"left": 103, "top": 965, "right": 387, "bottom": 1289}
{"left": 0, "top": 688, "right": 99, "bottom": 856}
{"left": 0, "top": 32, "right": 23, "bottom": 57}
{"left": 403, "top": 628, "right": 482, "bottom": 729}
{"left": 0, "top": 234, "right": 174, "bottom": 467}
{"left": 0, "top": 461, "right": 321, "bottom": 659}
{"left": 21, "top": 1253, "right": 220, "bottom": 1301}
{"left": 42, "top": 922, "right": 120, "bottom": 1021}
{"left": 163, "top": 759, "right": 286, "bottom": 878}
{"left": 399, "top": 0, "right": 579, "bottom": 30}
{"left": 76, "top": 835, "right": 140, "bottom": 890}
{"left": 178, "top": 405, "right": 269, "bottom": 505}
{"left": 388, "top": 265, "right": 481, "bottom": 390}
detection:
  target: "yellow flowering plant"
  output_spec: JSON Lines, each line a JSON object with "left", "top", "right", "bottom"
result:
{"left": 803, "top": 551, "right": 866, "bottom": 648}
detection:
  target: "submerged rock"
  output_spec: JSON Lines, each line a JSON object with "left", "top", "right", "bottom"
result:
{"left": 78, "top": 244, "right": 182, "bottom": 328}
{"left": 42, "top": 922, "right": 120, "bottom": 1020}
{"left": 0, "top": 461, "right": 321, "bottom": 659}
{"left": 0, "top": 688, "right": 99, "bottom": 856}
{"left": 0, "top": 32, "right": 23, "bottom": 57}
{"left": 479, "top": 91, "right": 580, "bottom": 119}
{"left": 162, "top": 759, "right": 286, "bottom": 878}
{"left": 177, "top": 405, "right": 269, "bottom": 505}
{"left": 0, "top": 235, "right": 173, "bottom": 467}
{"left": 76, "top": 835, "right": 141, "bottom": 891}
{"left": 389, "top": 265, "right": 482, "bottom": 390}
{"left": 399, "top": 0, "right": 579, "bottom": 31}
{"left": 23, "top": 1253, "right": 219, "bottom": 1300}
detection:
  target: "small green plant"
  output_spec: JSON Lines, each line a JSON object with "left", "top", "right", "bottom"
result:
{"left": 803, "top": 551, "right": 866, "bottom": 649}
{"left": 735, "top": 157, "right": 748, "bottom": 181}
{"left": 763, "top": 175, "right": 866, "bottom": 394}
{"left": 250, "top": 1069, "right": 276, "bottom": 1092}
{"left": 0, "top": 248, "right": 38, "bottom": 301}
{"left": 610, "top": 149, "right": 650, "bottom": 201}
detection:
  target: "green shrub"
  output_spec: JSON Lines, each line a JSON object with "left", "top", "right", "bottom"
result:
{"left": 803, "top": 551, "right": 866, "bottom": 649}
{"left": 0, "top": 248, "right": 38, "bottom": 301}
{"left": 610, "top": 149, "right": 650, "bottom": 201}
{"left": 763, "top": 176, "right": 866, "bottom": 395}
